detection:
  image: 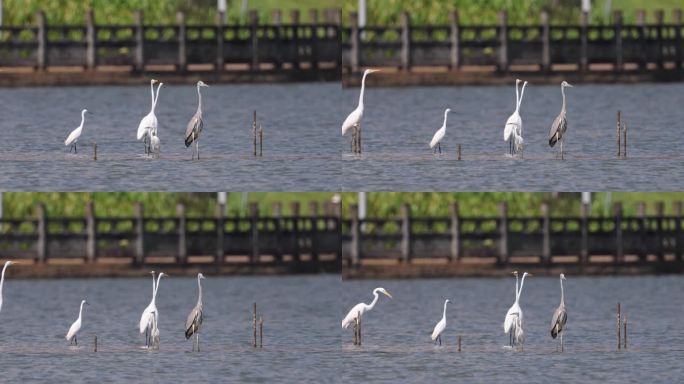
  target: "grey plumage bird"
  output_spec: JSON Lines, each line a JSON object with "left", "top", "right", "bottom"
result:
{"left": 184, "top": 81, "right": 210, "bottom": 160}
{"left": 185, "top": 273, "right": 205, "bottom": 351}
{"left": 548, "top": 81, "right": 573, "bottom": 159}
{"left": 550, "top": 273, "right": 568, "bottom": 352}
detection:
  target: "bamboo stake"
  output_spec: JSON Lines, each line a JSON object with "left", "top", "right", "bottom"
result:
{"left": 617, "top": 302, "right": 621, "bottom": 350}
{"left": 253, "top": 302, "right": 257, "bottom": 348}
{"left": 458, "top": 335, "right": 461, "bottom": 352}
{"left": 259, "top": 316, "right": 263, "bottom": 348}
{"left": 94, "top": 335, "right": 97, "bottom": 352}
{"left": 458, "top": 144, "right": 461, "bottom": 160}
{"left": 252, "top": 111, "right": 257, "bottom": 156}
{"left": 623, "top": 315, "right": 627, "bottom": 349}
{"left": 623, "top": 122, "right": 627, "bottom": 158}
{"left": 259, "top": 124, "right": 263, "bottom": 156}
{"left": 93, "top": 142, "right": 97, "bottom": 161}
{"left": 617, "top": 110, "right": 621, "bottom": 157}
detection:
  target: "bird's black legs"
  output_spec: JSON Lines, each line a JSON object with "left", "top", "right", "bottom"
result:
{"left": 561, "top": 333, "right": 564, "bottom": 352}
{"left": 197, "top": 140, "right": 200, "bottom": 160}
{"left": 438, "top": 335, "right": 442, "bottom": 346}
{"left": 197, "top": 333, "right": 200, "bottom": 352}
{"left": 509, "top": 330, "right": 512, "bottom": 346}
{"left": 75, "top": 336, "right": 78, "bottom": 346}
{"left": 438, "top": 143, "right": 441, "bottom": 154}
{"left": 560, "top": 139, "right": 564, "bottom": 160}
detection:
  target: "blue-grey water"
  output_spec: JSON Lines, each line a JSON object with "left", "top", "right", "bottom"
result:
{"left": 340, "top": 276, "right": 684, "bottom": 383}
{"left": 0, "top": 83, "right": 342, "bottom": 191}
{"left": 341, "top": 83, "right": 684, "bottom": 190}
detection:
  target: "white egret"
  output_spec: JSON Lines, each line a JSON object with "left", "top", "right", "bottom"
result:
{"left": 430, "top": 299, "right": 450, "bottom": 346}
{"left": 504, "top": 80, "right": 528, "bottom": 155}
{"left": 149, "top": 83, "right": 163, "bottom": 157}
{"left": 137, "top": 79, "right": 161, "bottom": 154}
{"left": 185, "top": 273, "right": 205, "bottom": 351}
{"left": 64, "top": 109, "right": 92, "bottom": 153}
{"left": 341, "top": 287, "right": 393, "bottom": 329}
{"left": 185, "top": 81, "right": 210, "bottom": 160}
{"left": 0, "top": 260, "right": 16, "bottom": 314}
{"left": 503, "top": 271, "right": 531, "bottom": 349}
{"left": 139, "top": 271, "right": 166, "bottom": 347}
{"left": 551, "top": 273, "right": 568, "bottom": 351}
{"left": 549, "top": 81, "right": 573, "bottom": 159}
{"left": 65, "top": 299, "right": 88, "bottom": 345}
{"left": 342, "top": 69, "right": 380, "bottom": 144}
{"left": 429, "top": 108, "right": 452, "bottom": 154}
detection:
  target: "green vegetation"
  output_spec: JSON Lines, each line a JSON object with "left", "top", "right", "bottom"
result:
{"left": 342, "top": 0, "right": 682, "bottom": 25}
{"left": 1, "top": 192, "right": 335, "bottom": 218}
{"left": 3, "top": 0, "right": 338, "bottom": 25}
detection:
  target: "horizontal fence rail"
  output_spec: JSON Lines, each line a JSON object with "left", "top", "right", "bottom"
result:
{"left": 342, "top": 9, "right": 684, "bottom": 73}
{"left": 0, "top": 9, "right": 342, "bottom": 73}
{"left": 342, "top": 202, "right": 684, "bottom": 267}
{"left": 0, "top": 201, "right": 342, "bottom": 267}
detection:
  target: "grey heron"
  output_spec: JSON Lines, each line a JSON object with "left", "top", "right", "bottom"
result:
{"left": 185, "top": 273, "right": 205, "bottom": 351}
{"left": 184, "top": 81, "right": 210, "bottom": 160}
{"left": 0, "top": 260, "right": 16, "bottom": 314}
{"left": 64, "top": 109, "right": 92, "bottom": 154}
{"left": 65, "top": 299, "right": 88, "bottom": 345}
{"left": 548, "top": 81, "right": 573, "bottom": 159}
{"left": 504, "top": 79, "right": 527, "bottom": 155}
{"left": 137, "top": 79, "right": 161, "bottom": 155}
{"left": 341, "top": 287, "right": 393, "bottom": 329}
{"left": 551, "top": 273, "right": 568, "bottom": 352}
{"left": 429, "top": 109, "right": 452, "bottom": 154}
{"left": 430, "top": 299, "right": 450, "bottom": 346}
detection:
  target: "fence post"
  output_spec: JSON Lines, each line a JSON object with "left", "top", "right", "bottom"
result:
{"left": 134, "top": 202, "right": 144, "bottom": 265}
{"left": 614, "top": 11, "right": 623, "bottom": 71}
{"left": 271, "top": 10, "right": 283, "bottom": 70}
{"left": 580, "top": 11, "right": 588, "bottom": 71}
{"left": 499, "top": 202, "right": 509, "bottom": 264}
{"left": 290, "top": 10, "right": 301, "bottom": 70}
{"left": 675, "top": 10, "right": 683, "bottom": 70}
{"left": 655, "top": 201, "right": 664, "bottom": 262}
{"left": 614, "top": 202, "right": 623, "bottom": 263}
{"left": 541, "top": 11, "right": 550, "bottom": 72}
{"left": 85, "top": 9, "right": 96, "bottom": 70}
{"left": 290, "top": 202, "right": 301, "bottom": 261}
{"left": 637, "top": 202, "right": 647, "bottom": 262}
{"left": 350, "top": 12, "right": 359, "bottom": 72}
{"left": 400, "top": 11, "right": 411, "bottom": 71}
{"left": 449, "top": 11, "right": 460, "bottom": 70}
{"left": 177, "top": 12, "right": 187, "bottom": 72}
{"left": 655, "top": 10, "right": 665, "bottom": 69}
{"left": 134, "top": 10, "right": 144, "bottom": 72}
{"left": 249, "top": 10, "right": 260, "bottom": 71}
{"left": 636, "top": 10, "right": 647, "bottom": 71}
{"left": 401, "top": 203, "right": 412, "bottom": 263}
{"left": 309, "top": 201, "right": 319, "bottom": 261}
{"left": 309, "top": 9, "right": 319, "bottom": 70}
{"left": 541, "top": 203, "right": 551, "bottom": 264}
{"left": 272, "top": 202, "right": 283, "bottom": 261}
{"left": 498, "top": 11, "right": 508, "bottom": 72}
{"left": 580, "top": 202, "right": 589, "bottom": 266}
{"left": 36, "top": 11, "right": 47, "bottom": 71}
{"left": 249, "top": 202, "right": 259, "bottom": 264}
{"left": 177, "top": 203, "right": 187, "bottom": 264}
{"left": 36, "top": 203, "right": 47, "bottom": 263}
{"left": 449, "top": 202, "right": 460, "bottom": 261}
{"left": 215, "top": 202, "right": 225, "bottom": 264}
{"left": 216, "top": 11, "right": 225, "bottom": 72}
{"left": 674, "top": 202, "right": 682, "bottom": 261}
{"left": 350, "top": 203, "right": 360, "bottom": 266}
{"left": 85, "top": 202, "right": 96, "bottom": 263}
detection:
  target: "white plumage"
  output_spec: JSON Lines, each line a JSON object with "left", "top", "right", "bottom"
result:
{"left": 64, "top": 109, "right": 90, "bottom": 150}
{"left": 342, "top": 69, "right": 379, "bottom": 135}
{"left": 504, "top": 79, "right": 527, "bottom": 154}
{"left": 139, "top": 272, "right": 165, "bottom": 347}
{"left": 66, "top": 299, "right": 88, "bottom": 345}
{"left": 431, "top": 299, "right": 450, "bottom": 344}
{"left": 341, "top": 287, "right": 392, "bottom": 329}
{"left": 429, "top": 108, "right": 452, "bottom": 151}
{"left": 0, "top": 260, "right": 16, "bottom": 314}
{"left": 137, "top": 79, "right": 162, "bottom": 154}
{"left": 503, "top": 272, "right": 531, "bottom": 348}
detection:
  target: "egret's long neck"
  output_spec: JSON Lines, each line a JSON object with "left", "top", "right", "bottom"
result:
{"left": 514, "top": 274, "right": 519, "bottom": 300}
{"left": 442, "top": 301, "right": 448, "bottom": 320}
{"left": 560, "top": 278, "right": 565, "bottom": 305}
{"left": 0, "top": 263, "right": 9, "bottom": 294}
{"left": 517, "top": 275, "right": 528, "bottom": 302}
{"left": 358, "top": 72, "right": 369, "bottom": 107}
{"left": 150, "top": 82, "right": 156, "bottom": 109}
{"left": 197, "top": 277, "right": 203, "bottom": 305}
{"left": 152, "top": 274, "right": 163, "bottom": 303}
{"left": 561, "top": 86, "right": 567, "bottom": 113}
{"left": 79, "top": 111, "right": 86, "bottom": 130}
{"left": 442, "top": 110, "right": 449, "bottom": 129}
{"left": 151, "top": 272, "right": 156, "bottom": 296}
{"left": 152, "top": 84, "right": 162, "bottom": 111}
{"left": 367, "top": 291, "right": 379, "bottom": 311}
{"left": 197, "top": 85, "right": 203, "bottom": 114}
{"left": 517, "top": 83, "right": 527, "bottom": 112}
{"left": 78, "top": 302, "right": 85, "bottom": 320}
{"left": 515, "top": 82, "right": 520, "bottom": 108}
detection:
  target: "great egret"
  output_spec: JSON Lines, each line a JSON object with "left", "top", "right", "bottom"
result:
{"left": 503, "top": 79, "right": 528, "bottom": 155}
{"left": 503, "top": 271, "right": 519, "bottom": 345}
{"left": 149, "top": 83, "right": 163, "bottom": 157}
{"left": 139, "top": 271, "right": 166, "bottom": 348}
{"left": 549, "top": 81, "right": 573, "bottom": 159}
{"left": 341, "top": 287, "right": 393, "bottom": 329}
{"left": 185, "top": 81, "right": 209, "bottom": 160}
{"left": 64, "top": 109, "right": 92, "bottom": 153}
{"left": 185, "top": 273, "right": 205, "bottom": 352}
{"left": 137, "top": 79, "right": 161, "bottom": 154}
{"left": 503, "top": 271, "right": 531, "bottom": 349}
{"left": 342, "top": 69, "right": 380, "bottom": 149}
{"left": 0, "top": 260, "right": 16, "bottom": 314}
{"left": 66, "top": 299, "right": 88, "bottom": 345}
{"left": 551, "top": 273, "right": 568, "bottom": 352}
{"left": 431, "top": 299, "right": 450, "bottom": 346}
{"left": 429, "top": 109, "right": 452, "bottom": 154}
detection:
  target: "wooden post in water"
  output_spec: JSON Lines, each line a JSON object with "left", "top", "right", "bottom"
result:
{"left": 259, "top": 316, "right": 263, "bottom": 348}
{"left": 617, "top": 110, "right": 621, "bottom": 157}
{"left": 252, "top": 111, "right": 257, "bottom": 156}
{"left": 617, "top": 302, "right": 621, "bottom": 350}
{"left": 457, "top": 144, "right": 461, "bottom": 160}
{"left": 449, "top": 11, "right": 460, "bottom": 70}
{"left": 259, "top": 124, "right": 263, "bottom": 156}
{"left": 94, "top": 335, "right": 97, "bottom": 352}
{"left": 623, "top": 315, "right": 627, "bottom": 349}
{"left": 623, "top": 122, "right": 627, "bottom": 158}
{"left": 458, "top": 335, "right": 461, "bottom": 352}
{"left": 400, "top": 11, "right": 411, "bottom": 71}
{"left": 498, "top": 11, "right": 508, "bottom": 72}
{"left": 253, "top": 302, "right": 257, "bottom": 348}
{"left": 614, "top": 11, "right": 623, "bottom": 71}
{"left": 93, "top": 142, "right": 97, "bottom": 161}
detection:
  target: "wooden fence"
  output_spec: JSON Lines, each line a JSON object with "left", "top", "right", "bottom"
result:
{"left": 342, "top": 202, "right": 684, "bottom": 267}
{"left": 0, "top": 8, "right": 342, "bottom": 73}
{"left": 342, "top": 9, "right": 684, "bottom": 73}
{"left": 0, "top": 201, "right": 342, "bottom": 268}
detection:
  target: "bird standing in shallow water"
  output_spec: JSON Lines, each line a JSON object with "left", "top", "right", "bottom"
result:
{"left": 551, "top": 273, "right": 568, "bottom": 352}
{"left": 429, "top": 109, "right": 452, "bottom": 154}
{"left": 185, "top": 81, "right": 209, "bottom": 160}
{"left": 66, "top": 299, "right": 88, "bottom": 345}
{"left": 549, "top": 81, "right": 573, "bottom": 159}
{"left": 64, "top": 109, "right": 92, "bottom": 154}
{"left": 431, "top": 299, "right": 450, "bottom": 346}
{"left": 185, "top": 273, "right": 205, "bottom": 351}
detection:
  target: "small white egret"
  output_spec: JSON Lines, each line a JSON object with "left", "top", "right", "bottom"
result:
{"left": 150, "top": 131, "right": 161, "bottom": 158}
{"left": 549, "top": 81, "right": 573, "bottom": 159}
{"left": 65, "top": 299, "right": 88, "bottom": 345}
{"left": 185, "top": 81, "right": 210, "bottom": 160}
{"left": 503, "top": 271, "right": 531, "bottom": 349}
{"left": 64, "top": 109, "right": 92, "bottom": 153}
{"left": 0, "top": 260, "right": 16, "bottom": 314}
{"left": 429, "top": 108, "right": 452, "bottom": 154}
{"left": 185, "top": 273, "right": 205, "bottom": 351}
{"left": 431, "top": 299, "right": 450, "bottom": 346}
{"left": 551, "top": 273, "right": 568, "bottom": 351}
{"left": 342, "top": 69, "right": 380, "bottom": 142}
{"left": 341, "top": 287, "right": 393, "bottom": 329}
{"left": 504, "top": 79, "right": 528, "bottom": 155}
{"left": 137, "top": 79, "right": 161, "bottom": 154}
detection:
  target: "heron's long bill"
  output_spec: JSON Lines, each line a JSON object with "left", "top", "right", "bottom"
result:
{"left": 527, "top": 273, "right": 534, "bottom": 277}
{"left": 383, "top": 290, "right": 393, "bottom": 299}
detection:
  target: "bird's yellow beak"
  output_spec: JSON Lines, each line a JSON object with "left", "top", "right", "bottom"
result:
{"left": 370, "top": 69, "right": 381, "bottom": 73}
{"left": 383, "top": 290, "right": 393, "bottom": 299}
{"left": 152, "top": 79, "right": 159, "bottom": 84}
{"left": 527, "top": 273, "right": 534, "bottom": 277}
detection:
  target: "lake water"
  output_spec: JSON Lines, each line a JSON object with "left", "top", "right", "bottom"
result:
{"left": 341, "top": 83, "right": 684, "bottom": 190}
{"left": 0, "top": 83, "right": 342, "bottom": 191}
